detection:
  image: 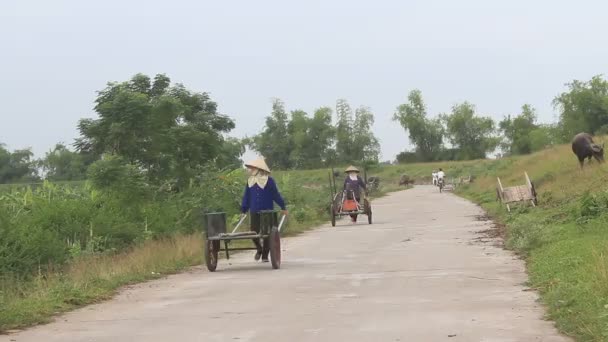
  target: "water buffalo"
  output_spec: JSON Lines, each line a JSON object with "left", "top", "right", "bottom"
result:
{"left": 572, "top": 132, "right": 604, "bottom": 168}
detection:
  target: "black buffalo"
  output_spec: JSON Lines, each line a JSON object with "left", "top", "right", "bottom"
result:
{"left": 572, "top": 132, "right": 605, "bottom": 168}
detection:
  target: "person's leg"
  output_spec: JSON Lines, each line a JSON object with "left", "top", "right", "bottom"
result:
{"left": 261, "top": 213, "right": 275, "bottom": 262}
{"left": 250, "top": 213, "right": 263, "bottom": 260}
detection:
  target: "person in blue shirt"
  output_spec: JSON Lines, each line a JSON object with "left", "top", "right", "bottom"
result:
{"left": 241, "top": 157, "right": 288, "bottom": 262}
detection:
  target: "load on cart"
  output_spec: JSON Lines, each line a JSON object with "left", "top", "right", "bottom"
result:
{"left": 328, "top": 166, "right": 372, "bottom": 226}
{"left": 202, "top": 157, "right": 288, "bottom": 271}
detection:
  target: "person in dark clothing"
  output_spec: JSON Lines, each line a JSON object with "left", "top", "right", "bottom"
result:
{"left": 343, "top": 165, "right": 367, "bottom": 222}
{"left": 241, "top": 157, "right": 288, "bottom": 262}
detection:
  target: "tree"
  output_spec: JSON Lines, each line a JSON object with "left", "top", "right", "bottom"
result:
{"left": 553, "top": 75, "right": 608, "bottom": 140}
{"left": 499, "top": 104, "right": 538, "bottom": 155}
{"left": 40, "top": 143, "right": 93, "bottom": 181}
{"left": 308, "top": 107, "right": 336, "bottom": 166}
{"left": 393, "top": 90, "right": 444, "bottom": 162}
{"left": 335, "top": 99, "right": 354, "bottom": 162}
{"left": 75, "top": 73, "right": 236, "bottom": 187}
{"left": 441, "top": 102, "right": 498, "bottom": 160}
{"left": 352, "top": 106, "right": 380, "bottom": 163}
{"left": 0, "top": 144, "right": 39, "bottom": 184}
{"left": 214, "top": 138, "right": 245, "bottom": 170}
{"left": 250, "top": 98, "right": 292, "bottom": 169}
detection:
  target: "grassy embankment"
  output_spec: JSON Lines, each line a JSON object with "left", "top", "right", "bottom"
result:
{"left": 295, "top": 148, "right": 608, "bottom": 341}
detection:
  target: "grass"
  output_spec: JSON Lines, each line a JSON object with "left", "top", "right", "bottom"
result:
{"left": 0, "top": 175, "right": 400, "bottom": 333}
{"left": 0, "top": 234, "right": 203, "bottom": 331}
{"left": 454, "top": 144, "right": 608, "bottom": 341}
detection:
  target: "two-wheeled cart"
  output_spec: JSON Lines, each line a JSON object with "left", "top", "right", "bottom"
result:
{"left": 327, "top": 168, "right": 372, "bottom": 227}
{"left": 202, "top": 210, "right": 286, "bottom": 271}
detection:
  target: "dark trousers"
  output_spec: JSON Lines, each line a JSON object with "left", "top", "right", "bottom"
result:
{"left": 350, "top": 196, "right": 361, "bottom": 221}
{"left": 250, "top": 213, "right": 270, "bottom": 258}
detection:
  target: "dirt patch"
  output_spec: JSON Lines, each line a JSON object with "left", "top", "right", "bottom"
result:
{"left": 471, "top": 214, "right": 506, "bottom": 247}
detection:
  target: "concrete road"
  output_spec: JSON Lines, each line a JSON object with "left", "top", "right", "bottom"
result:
{"left": 2, "top": 186, "right": 571, "bottom": 342}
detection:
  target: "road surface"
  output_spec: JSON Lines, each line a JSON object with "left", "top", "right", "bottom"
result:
{"left": 2, "top": 186, "right": 570, "bottom": 342}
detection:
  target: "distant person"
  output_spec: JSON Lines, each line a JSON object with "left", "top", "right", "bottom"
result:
{"left": 343, "top": 166, "right": 367, "bottom": 223}
{"left": 437, "top": 168, "right": 445, "bottom": 182}
{"left": 432, "top": 170, "right": 438, "bottom": 186}
{"left": 241, "top": 157, "right": 288, "bottom": 262}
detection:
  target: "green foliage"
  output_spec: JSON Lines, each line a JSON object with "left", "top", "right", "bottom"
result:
{"left": 441, "top": 102, "right": 499, "bottom": 160}
{"left": 499, "top": 104, "right": 539, "bottom": 155}
{"left": 75, "top": 73, "right": 239, "bottom": 187}
{"left": 250, "top": 98, "right": 379, "bottom": 169}
{"left": 0, "top": 145, "right": 39, "bottom": 184}
{"left": 40, "top": 144, "right": 93, "bottom": 181}
{"left": 393, "top": 90, "right": 444, "bottom": 162}
{"left": 251, "top": 98, "right": 292, "bottom": 169}
{"left": 553, "top": 74, "right": 608, "bottom": 139}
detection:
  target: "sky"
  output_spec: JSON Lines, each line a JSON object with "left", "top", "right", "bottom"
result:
{"left": 1, "top": 0, "right": 607, "bottom": 162}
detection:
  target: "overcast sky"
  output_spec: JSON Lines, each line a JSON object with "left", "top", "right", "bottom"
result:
{"left": 1, "top": 0, "right": 607, "bottom": 161}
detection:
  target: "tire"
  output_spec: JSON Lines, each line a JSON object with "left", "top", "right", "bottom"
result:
{"left": 364, "top": 199, "right": 372, "bottom": 224}
{"left": 530, "top": 181, "right": 538, "bottom": 205}
{"left": 269, "top": 227, "right": 281, "bottom": 270}
{"left": 204, "top": 239, "right": 220, "bottom": 272}
{"left": 330, "top": 204, "right": 336, "bottom": 227}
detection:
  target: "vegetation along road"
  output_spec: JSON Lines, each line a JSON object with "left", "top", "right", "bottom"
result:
{"left": 1, "top": 186, "right": 570, "bottom": 342}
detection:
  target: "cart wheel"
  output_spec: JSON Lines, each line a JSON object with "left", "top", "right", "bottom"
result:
{"left": 204, "top": 239, "right": 220, "bottom": 272}
{"left": 367, "top": 208, "right": 372, "bottom": 224}
{"left": 530, "top": 181, "right": 538, "bottom": 205}
{"left": 269, "top": 227, "right": 281, "bottom": 270}
{"left": 330, "top": 204, "right": 336, "bottom": 227}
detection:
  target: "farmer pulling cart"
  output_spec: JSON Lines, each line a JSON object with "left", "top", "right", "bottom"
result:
{"left": 202, "top": 157, "right": 288, "bottom": 271}
{"left": 328, "top": 166, "right": 372, "bottom": 226}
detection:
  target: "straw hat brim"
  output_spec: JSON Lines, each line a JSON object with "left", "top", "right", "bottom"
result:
{"left": 345, "top": 166, "right": 360, "bottom": 173}
{"left": 245, "top": 158, "right": 271, "bottom": 173}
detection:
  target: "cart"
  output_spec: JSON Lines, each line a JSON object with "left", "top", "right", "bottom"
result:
{"left": 202, "top": 210, "right": 286, "bottom": 271}
{"left": 496, "top": 172, "right": 538, "bottom": 212}
{"left": 328, "top": 168, "right": 372, "bottom": 227}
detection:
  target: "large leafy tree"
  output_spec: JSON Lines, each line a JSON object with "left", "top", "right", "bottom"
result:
{"left": 352, "top": 106, "right": 380, "bottom": 163}
{"left": 250, "top": 98, "right": 292, "bottom": 169}
{"left": 75, "top": 73, "right": 236, "bottom": 186}
{"left": 393, "top": 90, "right": 444, "bottom": 162}
{"left": 553, "top": 75, "right": 608, "bottom": 140}
{"left": 40, "top": 143, "right": 94, "bottom": 181}
{"left": 335, "top": 99, "right": 355, "bottom": 162}
{"left": 0, "top": 144, "right": 39, "bottom": 184}
{"left": 441, "top": 102, "right": 498, "bottom": 160}
{"left": 308, "top": 107, "right": 336, "bottom": 166}
{"left": 499, "top": 104, "right": 539, "bottom": 155}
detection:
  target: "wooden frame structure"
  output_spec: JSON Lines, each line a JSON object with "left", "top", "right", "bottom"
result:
{"left": 496, "top": 172, "right": 537, "bottom": 212}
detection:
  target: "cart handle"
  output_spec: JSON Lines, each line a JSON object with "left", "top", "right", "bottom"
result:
{"left": 231, "top": 214, "right": 248, "bottom": 234}
{"left": 278, "top": 214, "right": 287, "bottom": 232}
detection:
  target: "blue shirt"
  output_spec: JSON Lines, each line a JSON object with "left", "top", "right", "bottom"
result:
{"left": 241, "top": 177, "right": 286, "bottom": 213}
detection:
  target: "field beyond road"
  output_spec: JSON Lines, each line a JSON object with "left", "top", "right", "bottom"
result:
{"left": 0, "top": 187, "right": 570, "bottom": 342}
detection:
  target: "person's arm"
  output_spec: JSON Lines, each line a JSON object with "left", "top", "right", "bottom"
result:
{"left": 358, "top": 176, "right": 367, "bottom": 190}
{"left": 269, "top": 178, "right": 286, "bottom": 211}
{"left": 240, "top": 184, "right": 250, "bottom": 213}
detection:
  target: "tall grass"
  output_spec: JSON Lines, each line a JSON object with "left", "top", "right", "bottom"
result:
{"left": 0, "top": 234, "right": 203, "bottom": 330}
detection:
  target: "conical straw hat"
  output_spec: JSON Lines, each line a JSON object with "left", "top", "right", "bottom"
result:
{"left": 245, "top": 157, "right": 271, "bottom": 173}
{"left": 345, "top": 165, "right": 360, "bottom": 173}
